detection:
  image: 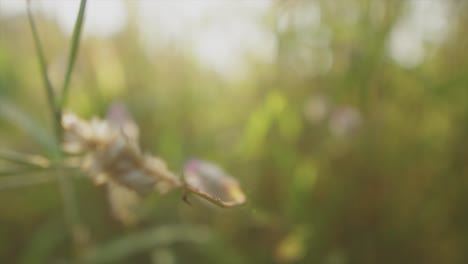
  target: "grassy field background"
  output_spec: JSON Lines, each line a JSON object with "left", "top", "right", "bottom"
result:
{"left": 1, "top": 0, "right": 468, "bottom": 263}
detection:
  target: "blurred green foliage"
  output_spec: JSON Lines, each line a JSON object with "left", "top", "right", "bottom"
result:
{"left": 1, "top": 0, "right": 468, "bottom": 263}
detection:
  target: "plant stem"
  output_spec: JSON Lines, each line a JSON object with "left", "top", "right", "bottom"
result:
{"left": 0, "top": 149, "right": 51, "bottom": 168}
{"left": 27, "top": 1, "right": 89, "bottom": 260}
{"left": 60, "top": 0, "right": 87, "bottom": 109}
{"left": 84, "top": 225, "right": 211, "bottom": 264}
{"left": 0, "top": 166, "right": 77, "bottom": 177}
{"left": 58, "top": 0, "right": 89, "bottom": 260}
{"left": 0, "top": 173, "right": 58, "bottom": 191}
{"left": 26, "top": 2, "right": 62, "bottom": 146}
{"left": 0, "top": 168, "right": 80, "bottom": 189}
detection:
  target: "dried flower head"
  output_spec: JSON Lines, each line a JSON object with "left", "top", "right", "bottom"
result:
{"left": 62, "top": 112, "right": 181, "bottom": 194}
{"left": 62, "top": 104, "right": 246, "bottom": 224}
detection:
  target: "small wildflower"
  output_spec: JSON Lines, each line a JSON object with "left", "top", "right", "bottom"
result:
{"left": 61, "top": 104, "right": 246, "bottom": 223}
{"left": 62, "top": 112, "right": 181, "bottom": 194}
{"left": 184, "top": 159, "right": 246, "bottom": 207}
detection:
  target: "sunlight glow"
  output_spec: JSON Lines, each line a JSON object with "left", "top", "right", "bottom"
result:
{"left": 388, "top": 0, "right": 450, "bottom": 68}
{"left": 0, "top": 0, "right": 273, "bottom": 80}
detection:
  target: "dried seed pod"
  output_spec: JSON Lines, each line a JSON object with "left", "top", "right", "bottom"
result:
{"left": 183, "top": 159, "right": 246, "bottom": 207}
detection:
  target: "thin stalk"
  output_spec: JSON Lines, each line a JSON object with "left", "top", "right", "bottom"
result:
{"left": 0, "top": 168, "right": 46, "bottom": 176}
{"left": 58, "top": 0, "right": 89, "bottom": 259}
{"left": 60, "top": 0, "right": 87, "bottom": 109}
{"left": 0, "top": 173, "right": 58, "bottom": 191}
{"left": 26, "top": 2, "right": 62, "bottom": 145}
{"left": 0, "top": 149, "right": 51, "bottom": 168}
{"left": 0, "top": 168, "right": 80, "bottom": 191}
{"left": 0, "top": 166, "right": 77, "bottom": 177}
{"left": 27, "top": 1, "right": 88, "bottom": 260}
{"left": 57, "top": 170, "right": 87, "bottom": 258}
{"left": 84, "top": 225, "right": 211, "bottom": 264}
{"left": 183, "top": 183, "right": 246, "bottom": 208}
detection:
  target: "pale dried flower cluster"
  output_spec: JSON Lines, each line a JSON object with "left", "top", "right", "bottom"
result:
{"left": 62, "top": 112, "right": 182, "bottom": 195}
{"left": 61, "top": 108, "right": 246, "bottom": 226}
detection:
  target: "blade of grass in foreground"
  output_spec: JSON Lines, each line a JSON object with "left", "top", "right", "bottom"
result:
{"left": 56, "top": 1, "right": 88, "bottom": 260}
{"left": 26, "top": 2, "right": 61, "bottom": 146}
{"left": 84, "top": 225, "right": 212, "bottom": 264}
{"left": 0, "top": 173, "right": 58, "bottom": 190}
{"left": 20, "top": 219, "right": 67, "bottom": 264}
{"left": 0, "top": 149, "right": 50, "bottom": 168}
{"left": 27, "top": 1, "right": 88, "bottom": 260}
{"left": 60, "top": 0, "right": 87, "bottom": 109}
{"left": 0, "top": 100, "right": 56, "bottom": 153}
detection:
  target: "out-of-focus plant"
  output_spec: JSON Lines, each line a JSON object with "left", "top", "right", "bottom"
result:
{"left": 2, "top": 0, "right": 468, "bottom": 263}
{"left": 0, "top": 1, "right": 246, "bottom": 263}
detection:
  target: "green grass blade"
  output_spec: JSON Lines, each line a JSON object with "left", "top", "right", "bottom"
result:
{"left": 26, "top": 3, "right": 61, "bottom": 144}
{"left": 84, "top": 225, "right": 212, "bottom": 264}
{"left": 55, "top": 0, "right": 88, "bottom": 257}
{"left": 0, "top": 173, "right": 58, "bottom": 190}
{"left": 20, "top": 219, "right": 67, "bottom": 264}
{"left": 0, "top": 99, "right": 56, "bottom": 153}
{"left": 60, "top": 0, "right": 87, "bottom": 109}
{"left": 0, "top": 149, "right": 50, "bottom": 168}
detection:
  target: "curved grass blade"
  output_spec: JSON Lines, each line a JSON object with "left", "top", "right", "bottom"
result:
{"left": 0, "top": 100, "right": 56, "bottom": 153}
{"left": 26, "top": 2, "right": 61, "bottom": 144}
{"left": 60, "top": 0, "right": 87, "bottom": 109}
{"left": 84, "top": 225, "right": 211, "bottom": 264}
{"left": 20, "top": 219, "right": 67, "bottom": 264}
{"left": 0, "top": 166, "right": 79, "bottom": 189}
{"left": 0, "top": 149, "right": 50, "bottom": 168}
{"left": 0, "top": 173, "right": 57, "bottom": 191}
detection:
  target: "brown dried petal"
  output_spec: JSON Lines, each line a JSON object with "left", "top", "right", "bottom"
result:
{"left": 183, "top": 159, "right": 246, "bottom": 207}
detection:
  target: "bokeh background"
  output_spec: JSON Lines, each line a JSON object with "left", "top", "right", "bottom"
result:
{"left": 1, "top": 0, "right": 468, "bottom": 263}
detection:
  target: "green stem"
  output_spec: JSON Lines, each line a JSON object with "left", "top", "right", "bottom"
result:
{"left": 0, "top": 166, "right": 77, "bottom": 177}
{"left": 0, "top": 149, "right": 51, "bottom": 168}
{"left": 27, "top": 1, "right": 88, "bottom": 260}
{"left": 84, "top": 225, "right": 211, "bottom": 264}
{"left": 60, "top": 0, "right": 87, "bottom": 109}
{"left": 26, "top": 3, "right": 62, "bottom": 146}
{"left": 183, "top": 183, "right": 247, "bottom": 208}
{"left": 0, "top": 168, "right": 80, "bottom": 190}
{"left": 58, "top": 0, "right": 89, "bottom": 259}
{"left": 0, "top": 173, "right": 58, "bottom": 191}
